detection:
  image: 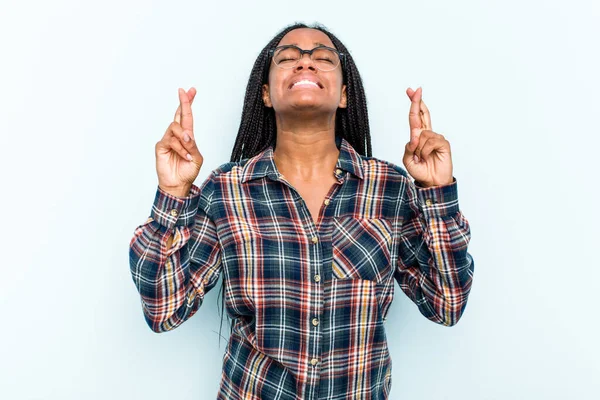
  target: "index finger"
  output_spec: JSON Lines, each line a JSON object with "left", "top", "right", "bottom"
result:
{"left": 407, "top": 87, "right": 432, "bottom": 132}
{"left": 178, "top": 87, "right": 194, "bottom": 134}
{"left": 408, "top": 87, "right": 423, "bottom": 133}
{"left": 173, "top": 88, "right": 197, "bottom": 124}
{"left": 419, "top": 98, "right": 432, "bottom": 131}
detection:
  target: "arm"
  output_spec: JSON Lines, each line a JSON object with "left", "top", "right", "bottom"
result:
{"left": 395, "top": 177, "right": 474, "bottom": 327}
{"left": 128, "top": 173, "right": 222, "bottom": 333}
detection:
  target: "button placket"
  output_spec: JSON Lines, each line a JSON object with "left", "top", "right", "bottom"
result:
{"left": 309, "top": 235, "right": 322, "bottom": 373}
{"left": 300, "top": 195, "right": 323, "bottom": 378}
{"left": 305, "top": 176, "right": 343, "bottom": 378}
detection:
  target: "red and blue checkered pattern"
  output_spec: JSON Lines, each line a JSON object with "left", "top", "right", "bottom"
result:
{"left": 129, "top": 137, "right": 474, "bottom": 399}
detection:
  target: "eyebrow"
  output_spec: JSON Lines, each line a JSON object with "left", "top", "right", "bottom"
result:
{"left": 288, "top": 42, "right": 330, "bottom": 47}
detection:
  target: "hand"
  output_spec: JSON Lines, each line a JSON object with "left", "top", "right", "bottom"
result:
{"left": 155, "top": 87, "right": 204, "bottom": 195}
{"left": 402, "top": 87, "right": 453, "bottom": 187}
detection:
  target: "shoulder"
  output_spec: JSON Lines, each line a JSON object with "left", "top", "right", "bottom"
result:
{"left": 208, "top": 159, "right": 251, "bottom": 179}
{"left": 195, "top": 160, "right": 249, "bottom": 204}
{"left": 360, "top": 155, "right": 411, "bottom": 181}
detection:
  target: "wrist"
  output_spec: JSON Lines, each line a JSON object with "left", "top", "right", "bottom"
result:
{"left": 416, "top": 177, "right": 455, "bottom": 188}
{"left": 159, "top": 184, "right": 192, "bottom": 198}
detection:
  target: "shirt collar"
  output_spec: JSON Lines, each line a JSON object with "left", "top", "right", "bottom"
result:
{"left": 240, "top": 136, "right": 365, "bottom": 183}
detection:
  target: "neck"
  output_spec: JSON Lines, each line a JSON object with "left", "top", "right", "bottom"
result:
{"left": 272, "top": 114, "right": 339, "bottom": 181}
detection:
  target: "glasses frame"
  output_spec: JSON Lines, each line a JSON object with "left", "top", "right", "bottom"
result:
{"left": 269, "top": 45, "right": 345, "bottom": 71}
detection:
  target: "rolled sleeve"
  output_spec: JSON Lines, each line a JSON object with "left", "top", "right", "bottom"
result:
{"left": 150, "top": 184, "right": 202, "bottom": 229}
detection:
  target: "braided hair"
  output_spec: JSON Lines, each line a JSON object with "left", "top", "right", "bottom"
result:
{"left": 229, "top": 22, "right": 372, "bottom": 161}
{"left": 216, "top": 22, "right": 372, "bottom": 346}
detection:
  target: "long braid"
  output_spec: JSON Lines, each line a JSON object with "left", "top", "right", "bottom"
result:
{"left": 326, "top": 30, "right": 372, "bottom": 156}
{"left": 217, "top": 22, "right": 372, "bottom": 347}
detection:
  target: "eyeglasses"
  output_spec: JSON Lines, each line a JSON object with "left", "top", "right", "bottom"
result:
{"left": 269, "top": 45, "right": 345, "bottom": 72}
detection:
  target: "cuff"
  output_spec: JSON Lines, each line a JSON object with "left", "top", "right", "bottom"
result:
{"left": 150, "top": 184, "right": 202, "bottom": 229}
{"left": 415, "top": 177, "right": 460, "bottom": 218}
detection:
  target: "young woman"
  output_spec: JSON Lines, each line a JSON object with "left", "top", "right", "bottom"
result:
{"left": 129, "top": 22, "right": 474, "bottom": 400}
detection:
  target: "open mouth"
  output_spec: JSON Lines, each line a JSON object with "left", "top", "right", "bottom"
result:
{"left": 289, "top": 79, "right": 324, "bottom": 89}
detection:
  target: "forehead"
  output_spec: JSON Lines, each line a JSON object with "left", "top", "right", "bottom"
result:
{"left": 277, "top": 28, "right": 335, "bottom": 49}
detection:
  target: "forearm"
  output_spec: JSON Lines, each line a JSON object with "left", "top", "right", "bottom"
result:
{"left": 397, "top": 178, "right": 475, "bottom": 326}
{"left": 129, "top": 220, "right": 199, "bottom": 332}
{"left": 128, "top": 183, "right": 220, "bottom": 332}
{"left": 398, "top": 212, "right": 474, "bottom": 326}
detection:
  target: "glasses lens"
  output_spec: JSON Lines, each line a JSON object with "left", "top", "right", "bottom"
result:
{"left": 273, "top": 47, "right": 301, "bottom": 68}
{"left": 311, "top": 48, "right": 340, "bottom": 71}
{"left": 272, "top": 46, "right": 341, "bottom": 71}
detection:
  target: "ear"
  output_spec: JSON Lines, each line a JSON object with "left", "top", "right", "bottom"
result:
{"left": 338, "top": 84, "right": 347, "bottom": 108}
{"left": 262, "top": 84, "right": 272, "bottom": 107}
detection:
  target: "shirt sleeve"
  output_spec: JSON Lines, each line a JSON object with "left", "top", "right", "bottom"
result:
{"left": 395, "top": 177, "right": 475, "bottom": 327}
{"left": 128, "top": 173, "right": 222, "bottom": 333}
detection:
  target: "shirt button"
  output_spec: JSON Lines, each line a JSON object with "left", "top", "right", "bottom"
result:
{"left": 311, "top": 236, "right": 318, "bottom": 244}
{"left": 314, "top": 274, "right": 321, "bottom": 282}
{"left": 312, "top": 318, "right": 319, "bottom": 326}
{"left": 425, "top": 199, "right": 433, "bottom": 206}
{"left": 335, "top": 168, "right": 343, "bottom": 175}
{"left": 310, "top": 358, "right": 319, "bottom": 366}
{"left": 170, "top": 209, "right": 179, "bottom": 217}
{"left": 323, "top": 199, "right": 330, "bottom": 206}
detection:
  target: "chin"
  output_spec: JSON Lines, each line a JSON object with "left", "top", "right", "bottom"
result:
{"left": 289, "top": 96, "right": 334, "bottom": 110}
{"left": 291, "top": 101, "right": 322, "bottom": 109}
{"left": 290, "top": 103, "right": 335, "bottom": 117}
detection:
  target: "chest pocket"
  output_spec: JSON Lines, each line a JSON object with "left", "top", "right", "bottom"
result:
{"left": 331, "top": 216, "right": 393, "bottom": 283}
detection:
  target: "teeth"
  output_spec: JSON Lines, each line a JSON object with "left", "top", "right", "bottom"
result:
{"left": 293, "top": 80, "right": 319, "bottom": 88}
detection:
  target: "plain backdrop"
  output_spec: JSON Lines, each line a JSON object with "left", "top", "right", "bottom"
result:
{"left": 1, "top": 0, "right": 598, "bottom": 399}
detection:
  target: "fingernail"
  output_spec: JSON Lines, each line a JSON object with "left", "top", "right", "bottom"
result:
{"left": 186, "top": 153, "right": 193, "bottom": 161}
{"left": 184, "top": 133, "right": 190, "bottom": 142}
{"left": 414, "top": 155, "right": 419, "bottom": 163}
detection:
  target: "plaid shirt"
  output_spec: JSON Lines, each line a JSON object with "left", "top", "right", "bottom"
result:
{"left": 129, "top": 137, "right": 474, "bottom": 400}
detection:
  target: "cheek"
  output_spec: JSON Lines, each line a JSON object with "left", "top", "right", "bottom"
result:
{"left": 330, "top": 71, "right": 344, "bottom": 93}
{"left": 267, "top": 72, "right": 280, "bottom": 93}
{"left": 330, "top": 80, "right": 344, "bottom": 99}
{"left": 268, "top": 77, "right": 290, "bottom": 107}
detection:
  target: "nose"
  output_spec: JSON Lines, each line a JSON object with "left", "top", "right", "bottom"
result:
{"left": 295, "top": 53, "right": 317, "bottom": 72}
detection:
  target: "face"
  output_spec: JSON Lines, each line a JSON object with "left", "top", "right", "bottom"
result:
{"left": 262, "top": 28, "right": 347, "bottom": 116}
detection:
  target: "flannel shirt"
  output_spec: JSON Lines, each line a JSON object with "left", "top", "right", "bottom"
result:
{"left": 129, "top": 136, "right": 475, "bottom": 399}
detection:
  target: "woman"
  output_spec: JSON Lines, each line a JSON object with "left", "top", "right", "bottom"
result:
{"left": 129, "top": 22, "right": 474, "bottom": 400}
